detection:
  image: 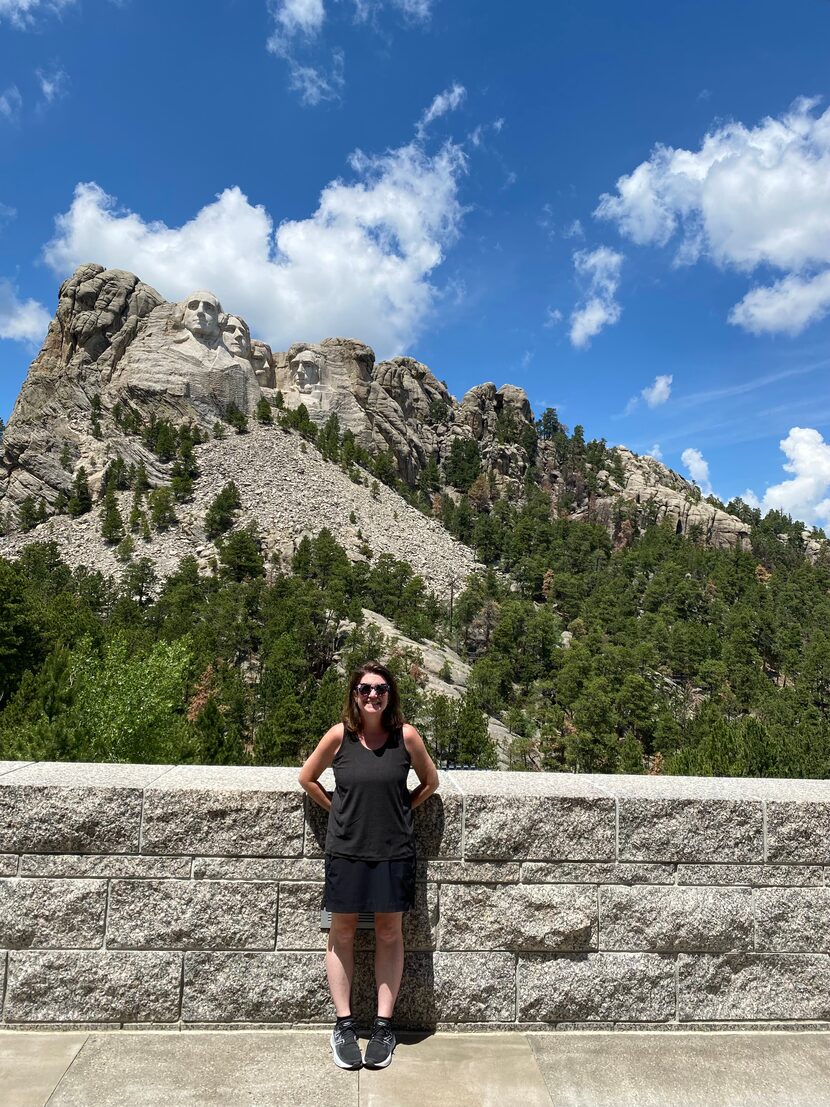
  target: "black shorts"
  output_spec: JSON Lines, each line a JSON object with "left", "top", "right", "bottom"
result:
{"left": 324, "top": 854, "right": 416, "bottom": 913}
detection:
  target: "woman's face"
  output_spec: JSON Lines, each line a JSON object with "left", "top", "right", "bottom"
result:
{"left": 355, "top": 675, "right": 390, "bottom": 719}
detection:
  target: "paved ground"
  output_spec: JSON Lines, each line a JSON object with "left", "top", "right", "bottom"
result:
{"left": 3, "top": 1030, "right": 830, "bottom": 1106}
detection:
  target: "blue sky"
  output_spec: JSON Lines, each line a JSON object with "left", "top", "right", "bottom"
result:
{"left": 2, "top": 0, "right": 830, "bottom": 524}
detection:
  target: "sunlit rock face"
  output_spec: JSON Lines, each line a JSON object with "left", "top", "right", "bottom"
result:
{"left": 221, "top": 313, "right": 252, "bottom": 362}
{"left": 1, "top": 264, "right": 164, "bottom": 509}
{"left": 108, "top": 290, "right": 260, "bottom": 427}
{"left": 250, "top": 340, "right": 276, "bottom": 388}
{"left": 0, "top": 262, "right": 761, "bottom": 560}
{"left": 0, "top": 269, "right": 265, "bottom": 512}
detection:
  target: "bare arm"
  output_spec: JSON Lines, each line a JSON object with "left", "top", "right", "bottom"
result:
{"left": 298, "top": 724, "right": 344, "bottom": 811}
{"left": 403, "top": 724, "right": 440, "bottom": 810}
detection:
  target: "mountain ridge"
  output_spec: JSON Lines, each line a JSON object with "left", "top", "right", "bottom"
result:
{"left": 0, "top": 262, "right": 764, "bottom": 571}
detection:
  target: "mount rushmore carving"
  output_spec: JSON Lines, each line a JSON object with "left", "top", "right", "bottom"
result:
{"left": 0, "top": 262, "right": 752, "bottom": 554}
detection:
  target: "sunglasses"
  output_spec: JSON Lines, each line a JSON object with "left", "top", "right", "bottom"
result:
{"left": 356, "top": 683, "right": 390, "bottom": 697}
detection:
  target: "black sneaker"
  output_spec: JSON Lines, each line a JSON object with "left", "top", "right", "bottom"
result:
{"left": 330, "top": 1018, "right": 362, "bottom": 1069}
{"left": 363, "top": 1019, "right": 395, "bottom": 1068}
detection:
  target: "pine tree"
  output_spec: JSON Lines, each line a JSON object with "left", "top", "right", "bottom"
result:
{"left": 444, "top": 438, "right": 481, "bottom": 491}
{"left": 115, "top": 535, "right": 135, "bottom": 562}
{"left": 148, "top": 487, "right": 176, "bottom": 531}
{"left": 170, "top": 461, "right": 193, "bottom": 501}
{"left": 100, "top": 487, "right": 125, "bottom": 545}
{"left": 128, "top": 487, "right": 144, "bottom": 533}
{"left": 255, "top": 398, "right": 273, "bottom": 424}
{"left": 17, "top": 496, "right": 39, "bottom": 532}
{"left": 226, "top": 403, "right": 248, "bottom": 434}
{"left": 132, "top": 463, "right": 150, "bottom": 493}
{"left": 205, "top": 482, "right": 242, "bottom": 540}
{"left": 218, "top": 526, "right": 264, "bottom": 581}
{"left": 67, "top": 467, "right": 92, "bottom": 516}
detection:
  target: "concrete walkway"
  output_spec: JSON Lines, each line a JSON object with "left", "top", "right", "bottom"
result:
{"left": 3, "top": 1030, "right": 830, "bottom": 1106}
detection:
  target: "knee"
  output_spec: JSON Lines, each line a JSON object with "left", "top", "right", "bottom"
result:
{"left": 329, "top": 914, "right": 359, "bottom": 943}
{"left": 374, "top": 916, "right": 403, "bottom": 945}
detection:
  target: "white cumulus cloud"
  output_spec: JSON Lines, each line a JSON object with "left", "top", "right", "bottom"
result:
{"left": 0, "top": 278, "right": 50, "bottom": 344}
{"left": 569, "top": 246, "right": 623, "bottom": 348}
{"left": 642, "top": 373, "right": 672, "bottom": 407}
{"left": 43, "top": 139, "right": 467, "bottom": 359}
{"left": 681, "top": 446, "right": 712, "bottom": 496}
{"left": 647, "top": 443, "right": 662, "bottom": 460}
{"left": 728, "top": 269, "right": 830, "bottom": 336}
{"left": 745, "top": 427, "right": 830, "bottom": 526}
{"left": 596, "top": 98, "right": 830, "bottom": 336}
{"left": 416, "top": 82, "right": 466, "bottom": 139}
{"left": 624, "top": 373, "right": 673, "bottom": 415}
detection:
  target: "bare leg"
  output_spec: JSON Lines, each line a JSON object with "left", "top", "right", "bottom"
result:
{"left": 374, "top": 912, "right": 404, "bottom": 1019}
{"left": 326, "top": 912, "right": 359, "bottom": 1016}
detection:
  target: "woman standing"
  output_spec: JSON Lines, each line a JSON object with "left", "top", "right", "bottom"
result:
{"left": 299, "top": 661, "right": 439, "bottom": 1070}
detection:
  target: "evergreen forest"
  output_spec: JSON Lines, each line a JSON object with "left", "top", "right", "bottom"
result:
{"left": 3, "top": 406, "right": 830, "bottom": 778}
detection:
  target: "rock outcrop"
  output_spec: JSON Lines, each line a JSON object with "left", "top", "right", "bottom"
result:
{"left": 2, "top": 265, "right": 164, "bottom": 508}
{"left": 0, "top": 262, "right": 766, "bottom": 560}
{"left": 607, "top": 449, "right": 751, "bottom": 551}
{"left": 1, "top": 267, "right": 263, "bottom": 510}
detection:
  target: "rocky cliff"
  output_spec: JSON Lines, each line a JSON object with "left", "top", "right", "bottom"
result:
{"left": 1, "top": 263, "right": 754, "bottom": 563}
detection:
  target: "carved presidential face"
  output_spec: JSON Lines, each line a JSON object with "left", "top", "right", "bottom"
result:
{"left": 291, "top": 351, "right": 321, "bottom": 392}
{"left": 181, "top": 292, "right": 221, "bottom": 341}
{"left": 222, "top": 314, "right": 251, "bottom": 359}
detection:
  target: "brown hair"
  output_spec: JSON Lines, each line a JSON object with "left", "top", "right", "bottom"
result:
{"left": 342, "top": 660, "right": 404, "bottom": 735}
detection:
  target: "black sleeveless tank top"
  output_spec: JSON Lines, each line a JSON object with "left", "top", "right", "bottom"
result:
{"left": 325, "top": 726, "right": 415, "bottom": 860}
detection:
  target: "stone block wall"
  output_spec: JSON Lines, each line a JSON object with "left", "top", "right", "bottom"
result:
{"left": 2, "top": 760, "right": 830, "bottom": 1029}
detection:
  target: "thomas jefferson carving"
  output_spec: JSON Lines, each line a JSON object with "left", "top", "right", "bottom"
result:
{"left": 221, "top": 313, "right": 252, "bottom": 361}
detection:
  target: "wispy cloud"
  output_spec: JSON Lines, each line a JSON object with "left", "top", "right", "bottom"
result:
{"left": 36, "top": 64, "right": 69, "bottom": 105}
{"left": 287, "top": 50, "right": 344, "bottom": 106}
{"left": 0, "top": 85, "right": 23, "bottom": 123}
{"left": 0, "top": 0, "right": 76, "bottom": 29}
{"left": 416, "top": 82, "right": 466, "bottom": 139}
{"left": 268, "top": 0, "right": 435, "bottom": 105}
{"left": 569, "top": 246, "right": 623, "bottom": 348}
{"left": 671, "top": 360, "right": 829, "bottom": 412}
